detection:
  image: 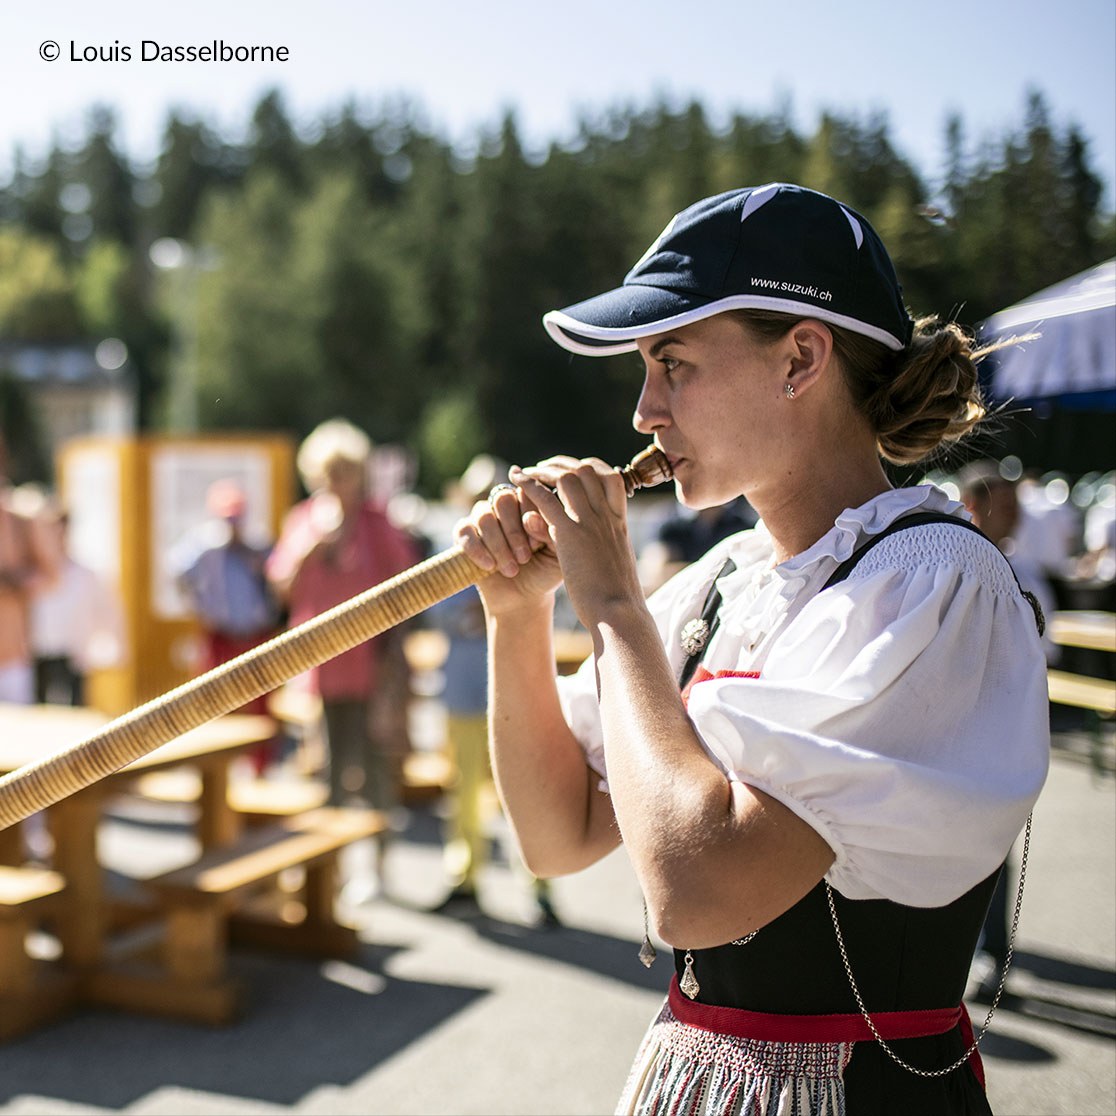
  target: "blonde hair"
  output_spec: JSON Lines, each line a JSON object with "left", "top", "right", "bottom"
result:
{"left": 733, "top": 310, "right": 1022, "bottom": 467}
{"left": 296, "top": 419, "right": 372, "bottom": 490}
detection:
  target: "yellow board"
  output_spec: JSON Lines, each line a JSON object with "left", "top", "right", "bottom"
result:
{"left": 57, "top": 434, "right": 295, "bottom": 716}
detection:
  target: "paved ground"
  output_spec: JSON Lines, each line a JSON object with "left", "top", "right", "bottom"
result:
{"left": 1, "top": 731, "right": 1112, "bottom": 1116}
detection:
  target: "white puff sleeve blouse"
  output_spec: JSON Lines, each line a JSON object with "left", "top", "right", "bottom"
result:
{"left": 555, "top": 485, "right": 1050, "bottom": 909}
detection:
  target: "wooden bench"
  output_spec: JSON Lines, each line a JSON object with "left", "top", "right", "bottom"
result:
{"left": 89, "top": 807, "right": 387, "bottom": 1025}
{"left": 1047, "top": 670, "right": 1116, "bottom": 716}
{"left": 399, "top": 750, "right": 456, "bottom": 803}
{"left": 1049, "top": 610, "right": 1116, "bottom": 654}
{"left": 0, "top": 866, "right": 76, "bottom": 1040}
{"left": 230, "top": 777, "right": 329, "bottom": 820}
{"left": 1048, "top": 611, "right": 1116, "bottom": 776}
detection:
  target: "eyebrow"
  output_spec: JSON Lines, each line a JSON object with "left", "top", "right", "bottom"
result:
{"left": 647, "top": 336, "right": 685, "bottom": 359}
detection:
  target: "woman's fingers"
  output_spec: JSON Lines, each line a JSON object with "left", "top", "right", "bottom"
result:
{"left": 454, "top": 490, "right": 534, "bottom": 578}
{"left": 559, "top": 459, "right": 629, "bottom": 519}
{"left": 522, "top": 508, "right": 555, "bottom": 545}
{"left": 513, "top": 458, "right": 626, "bottom": 525}
{"left": 454, "top": 455, "right": 627, "bottom": 579}
{"left": 489, "top": 486, "right": 533, "bottom": 563}
{"left": 509, "top": 455, "right": 584, "bottom": 490}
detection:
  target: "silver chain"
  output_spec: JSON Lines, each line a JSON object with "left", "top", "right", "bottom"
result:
{"left": 641, "top": 901, "right": 758, "bottom": 962}
{"left": 644, "top": 813, "right": 1030, "bottom": 1080}
{"left": 826, "top": 812, "right": 1032, "bottom": 1078}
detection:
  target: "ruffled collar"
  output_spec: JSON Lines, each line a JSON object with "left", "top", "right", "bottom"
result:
{"left": 775, "top": 484, "right": 969, "bottom": 579}
{"left": 712, "top": 484, "right": 969, "bottom": 646}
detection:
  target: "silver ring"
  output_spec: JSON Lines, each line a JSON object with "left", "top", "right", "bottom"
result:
{"left": 487, "top": 483, "right": 517, "bottom": 507}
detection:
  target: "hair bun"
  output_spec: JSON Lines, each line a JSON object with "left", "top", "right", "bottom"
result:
{"left": 870, "top": 318, "right": 986, "bottom": 466}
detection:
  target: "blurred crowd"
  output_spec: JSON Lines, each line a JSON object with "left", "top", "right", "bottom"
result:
{"left": 4, "top": 417, "right": 1112, "bottom": 921}
{"left": 930, "top": 459, "right": 1116, "bottom": 613}
{"left": 0, "top": 433, "right": 125, "bottom": 710}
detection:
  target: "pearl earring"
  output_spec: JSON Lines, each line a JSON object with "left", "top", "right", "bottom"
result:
{"left": 784, "top": 383, "right": 796, "bottom": 399}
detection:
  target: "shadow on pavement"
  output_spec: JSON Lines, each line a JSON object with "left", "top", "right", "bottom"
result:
{"left": 473, "top": 912, "right": 667, "bottom": 993}
{"left": 0, "top": 944, "right": 484, "bottom": 1108}
{"left": 1012, "top": 948, "right": 1116, "bottom": 991}
{"left": 977, "top": 1029, "right": 1057, "bottom": 1064}
{"left": 396, "top": 892, "right": 667, "bottom": 995}
{"left": 990, "top": 987, "right": 1116, "bottom": 1041}
{"left": 969, "top": 947, "right": 1116, "bottom": 1045}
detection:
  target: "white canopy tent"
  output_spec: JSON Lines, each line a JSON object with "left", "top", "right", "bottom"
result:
{"left": 982, "top": 259, "right": 1116, "bottom": 409}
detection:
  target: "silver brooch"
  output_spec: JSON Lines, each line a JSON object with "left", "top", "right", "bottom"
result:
{"left": 680, "top": 618, "right": 711, "bottom": 657}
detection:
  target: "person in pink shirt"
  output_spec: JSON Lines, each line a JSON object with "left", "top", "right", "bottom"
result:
{"left": 267, "top": 420, "right": 418, "bottom": 815}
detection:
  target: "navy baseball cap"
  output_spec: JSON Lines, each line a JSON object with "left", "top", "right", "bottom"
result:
{"left": 543, "top": 183, "right": 914, "bottom": 356}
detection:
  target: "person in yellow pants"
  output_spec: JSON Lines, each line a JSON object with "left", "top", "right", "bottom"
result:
{"left": 432, "top": 456, "right": 559, "bottom": 925}
{"left": 441, "top": 700, "right": 490, "bottom": 900}
{"left": 431, "top": 584, "right": 558, "bottom": 925}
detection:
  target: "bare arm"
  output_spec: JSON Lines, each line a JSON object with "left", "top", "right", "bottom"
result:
{"left": 455, "top": 480, "right": 620, "bottom": 877}
{"left": 486, "top": 600, "right": 620, "bottom": 876}
{"left": 515, "top": 460, "right": 834, "bottom": 948}
{"left": 0, "top": 508, "right": 59, "bottom": 596}
{"left": 592, "top": 606, "right": 834, "bottom": 947}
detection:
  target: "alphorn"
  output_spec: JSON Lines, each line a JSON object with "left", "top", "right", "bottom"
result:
{"left": 0, "top": 446, "right": 673, "bottom": 829}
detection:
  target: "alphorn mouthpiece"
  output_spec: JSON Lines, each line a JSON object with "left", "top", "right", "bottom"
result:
{"left": 618, "top": 445, "right": 674, "bottom": 497}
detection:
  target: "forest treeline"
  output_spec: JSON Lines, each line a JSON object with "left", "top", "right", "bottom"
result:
{"left": 0, "top": 88, "right": 1112, "bottom": 491}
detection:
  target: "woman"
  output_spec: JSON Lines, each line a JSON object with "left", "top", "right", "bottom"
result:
{"left": 454, "top": 183, "right": 1048, "bottom": 1114}
{"left": 267, "top": 419, "right": 418, "bottom": 815}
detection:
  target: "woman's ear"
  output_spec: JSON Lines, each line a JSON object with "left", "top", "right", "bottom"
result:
{"left": 784, "top": 320, "right": 834, "bottom": 397}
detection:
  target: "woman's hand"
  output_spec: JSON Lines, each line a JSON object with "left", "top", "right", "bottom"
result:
{"left": 509, "top": 456, "right": 644, "bottom": 630}
{"left": 452, "top": 477, "right": 564, "bottom": 616}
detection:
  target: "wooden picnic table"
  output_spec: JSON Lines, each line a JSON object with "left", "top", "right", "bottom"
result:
{"left": 0, "top": 702, "right": 274, "bottom": 1035}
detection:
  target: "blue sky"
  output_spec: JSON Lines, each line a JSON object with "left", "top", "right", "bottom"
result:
{"left": 2, "top": 0, "right": 1114, "bottom": 206}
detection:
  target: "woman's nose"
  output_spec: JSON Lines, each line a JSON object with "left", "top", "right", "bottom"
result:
{"left": 633, "top": 377, "right": 669, "bottom": 435}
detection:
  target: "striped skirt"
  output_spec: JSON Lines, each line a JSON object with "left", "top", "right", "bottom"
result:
{"left": 618, "top": 997, "right": 852, "bottom": 1116}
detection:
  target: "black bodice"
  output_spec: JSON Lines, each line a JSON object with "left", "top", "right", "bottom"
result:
{"left": 671, "top": 871, "right": 1000, "bottom": 1115}
{"left": 674, "top": 870, "right": 998, "bottom": 1015}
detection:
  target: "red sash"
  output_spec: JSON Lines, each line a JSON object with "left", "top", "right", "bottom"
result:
{"left": 667, "top": 976, "right": 985, "bottom": 1087}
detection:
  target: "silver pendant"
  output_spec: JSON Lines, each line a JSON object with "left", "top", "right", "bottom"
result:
{"left": 680, "top": 618, "right": 711, "bottom": 657}
{"left": 680, "top": 951, "right": 700, "bottom": 999}
{"left": 638, "top": 936, "right": 657, "bottom": 968}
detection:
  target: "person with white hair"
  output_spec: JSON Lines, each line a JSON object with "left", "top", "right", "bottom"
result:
{"left": 267, "top": 419, "right": 418, "bottom": 833}
{"left": 430, "top": 455, "right": 561, "bottom": 925}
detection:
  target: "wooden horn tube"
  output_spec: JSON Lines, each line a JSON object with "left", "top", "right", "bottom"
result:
{"left": 0, "top": 446, "right": 672, "bottom": 830}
